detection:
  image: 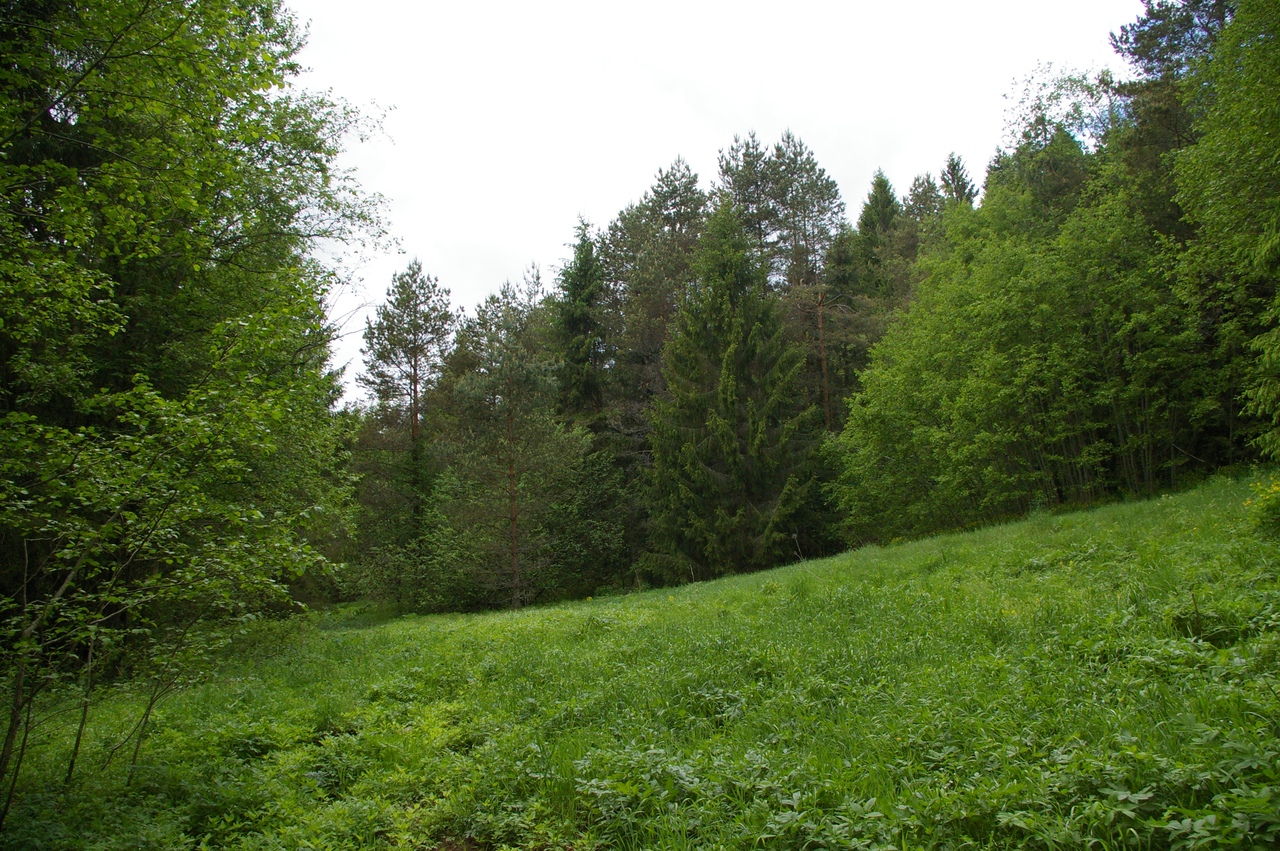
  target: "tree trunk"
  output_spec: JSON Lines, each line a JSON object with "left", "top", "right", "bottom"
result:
{"left": 410, "top": 356, "right": 423, "bottom": 527}
{"left": 0, "top": 659, "right": 27, "bottom": 831}
{"left": 64, "top": 634, "right": 96, "bottom": 786}
{"left": 0, "top": 695, "right": 33, "bottom": 830}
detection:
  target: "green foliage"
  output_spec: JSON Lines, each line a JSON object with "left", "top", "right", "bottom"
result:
{"left": 535, "top": 449, "right": 633, "bottom": 598}
{"left": 440, "top": 274, "right": 614, "bottom": 609}
{"left": 905, "top": 172, "right": 945, "bottom": 221}
{"left": 345, "top": 513, "right": 481, "bottom": 614}
{"left": 1112, "top": 0, "right": 1234, "bottom": 79}
{"left": 0, "top": 0, "right": 372, "bottom": 815}
{"left": 646, "top": 205, "right": 814, "bottom": 580}
{"left": 358, "top": 260, "right": 454, "bottom": 426}
{"left": 1175, "top": 0, "right": 1280, "bottom": 457}
{"left": 941, "top": 152, "right": 978, "bottom": 206}
{"left": 716, "top": 133, "right": 778, "bottom": 258}
{"left": 808, "top": 162, "right": 948, "bottom": 435}
{"left": 764, "top": 131, "right": 847, "bottom": 291}
{"left": 348, "top": 262, "right": 458, "bottom": 609}
{"left": 598, "top": 159, "right": 708, "bottom": 442}
{"left": 719, "top": 133, "right": 849, "bottom": 434}
{"left": 717, "top": 131, "right": 845, "bottom": 290}
{"left": 856, "top": 170, "right": 902, "bottom": 254}
{"left": 831, "top": 102, "right": 1220, "bottom": 542}
{"left": 9, "top": 476, "right": 1280, "bottom": 849}
{"left": 1246, "top": 470, "right": 1280, "bottom": 531}
{"left": 553, "top": 220, "right": 607, "bottom": 425}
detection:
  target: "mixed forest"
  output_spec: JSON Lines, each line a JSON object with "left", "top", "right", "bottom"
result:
{"left": 343, "top": 0, "right": 1277, "bottom": 606}
{"left": 2, "top": 0, "right": 1280, "bottom": 843}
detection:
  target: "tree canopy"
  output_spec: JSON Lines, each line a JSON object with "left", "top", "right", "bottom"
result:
{"left": 0, "top": 0, "right": 377, "bottom": 813}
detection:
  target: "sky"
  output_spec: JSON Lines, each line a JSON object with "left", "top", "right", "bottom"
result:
{"left": 286, "top": 0, "right": 1147, "bottom": 395}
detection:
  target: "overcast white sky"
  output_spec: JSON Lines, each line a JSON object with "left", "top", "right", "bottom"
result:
{"left": 287, "top": 0, "right": 1145, "bottom": 394}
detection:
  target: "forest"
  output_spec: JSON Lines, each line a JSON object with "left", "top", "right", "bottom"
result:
{"left": 340, "top": 0, "right": 1275, "bottom": 604}
{"left": 1, "top": 0, "right": 1279, "bottom": 843}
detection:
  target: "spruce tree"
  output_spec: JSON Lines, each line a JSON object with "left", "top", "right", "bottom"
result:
{"left": 941, "top": 153, "right": 978, "bottom": 206}
{"left": 646, "top": 204, "right": 814, "bottom": 581}
{"left": 905, "top": 173, "right": 945, "bottom": 221}
{"left": 554, "top": 219, "right": 607, "bottom": 425}
{"left": 857, "top": 170, "right": 902, "bottom": 246}
{"left": 852, "top": 171, "right": 905, "bottom": 300}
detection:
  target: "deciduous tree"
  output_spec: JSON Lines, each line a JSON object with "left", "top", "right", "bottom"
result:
{"left": 0, "top": 0, "right": 372, "bottom": 814}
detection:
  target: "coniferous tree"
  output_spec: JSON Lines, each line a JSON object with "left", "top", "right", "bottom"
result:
{"left": 769, "top": 133, "right": 846, "bottom": 430}
{"left": 587, "top": 161, "right": 711, "bottom": 574}
{"left": 812, "top": 171, "right": 929, "bottom": 430}
{"left": 358, "top": 260, "right": 454, "bottom": 528}
{"left": 554, "top": 219, "right": 607, "bottom": 426}
{"left": 941, "top": 153, "right": 978, "bottom": 206}
{"left": 905, "top": 173, "right": 945, "bottom": 221}
{"left": 646, "top": 204, "right": 814, "bottom": 581}
{"left": 717, "top": 132, "right": 848, "bottom": 427}
{"left": 853, "top": 171, "right": 905, "bottom": 300}
{"left": 894, "top": 172, "right": 947, "bottom": 276}
{"left": 1111, "top": 0, "right": 1234, "bottom": 79}
{"left": 770, "top": 132, "right": 845, "bottom": 287}
{"left": 599, "top": 160, "right": 708, "bottom": 454}
{"left": 445, "top": 271, "right": 601, "bottom": 609}
{"left": 858, "top": 170, "right": 902, "bottom": 237}
{"left": 350, "top": 262, "right": 457, "bottom": 611}
{"left": 717, "top": 133, "right": 777, "bottom": 261}
{"left": 717, "top": 131, "right": 845, "bottom": 291}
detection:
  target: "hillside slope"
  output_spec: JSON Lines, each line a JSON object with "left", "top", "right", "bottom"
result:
{"left": 7, "top": 475, "right": 1280, "bottom": 849}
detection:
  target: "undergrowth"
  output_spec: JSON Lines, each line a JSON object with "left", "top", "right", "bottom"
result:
{"left": 4, "top": 474, "right": 1279, "bottom": 849}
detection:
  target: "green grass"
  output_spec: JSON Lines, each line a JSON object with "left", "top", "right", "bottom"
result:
{"left": 6, "top": 474, "right": 1280, "bottom": 849}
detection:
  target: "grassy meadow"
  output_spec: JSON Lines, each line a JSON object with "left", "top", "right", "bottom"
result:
{"left": 6, "top": 474, "right": 1280, "bottom": 849}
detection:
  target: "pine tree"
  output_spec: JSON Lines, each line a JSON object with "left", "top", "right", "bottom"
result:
{"left": 646, "top": 204, "right": 814, "bottom": 581}
{"left": 770, "top": 131, "right": 846, "bottom": 291}
{"left": 447, "top": 272, "right": 587, "bottom": 609}
{"left": 717, "top": 131, "right": 844, "bottom": 291}
{"left": 598, "top": 159, "right": 707, "bottom": 447}
{"left": 359, "top": 260, "right": 454, "bottom": 527}
{"left": 717, "top": 132, "right": 777, "bottom": 260}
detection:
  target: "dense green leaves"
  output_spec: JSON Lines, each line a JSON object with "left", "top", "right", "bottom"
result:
{"left": 1175, "top": 0, "right": 1280, "bottom": 456}
{"left": 646, "top": 206, "right": 814, "bottom": 580}
{"left": 554, "top": 220, "right": 607, "bottom": 425}
{"left": 825, "top": 2, "right": 1279, "bottom": 543}
{"left": 359, "top": 261, "right": 454, "bottom": 428}
{"left": 832, "top": 127, "right": 1211, "bottom": 541}
{"left": 0, "top": 0, "right": 372, "bottom": 814}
